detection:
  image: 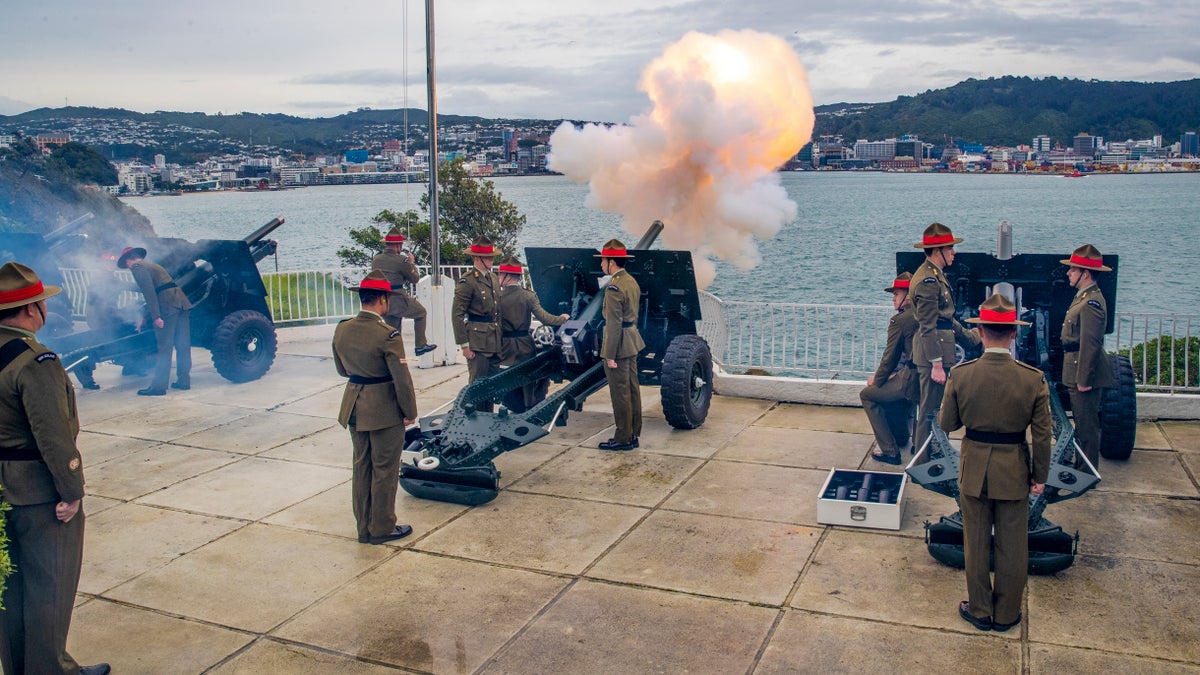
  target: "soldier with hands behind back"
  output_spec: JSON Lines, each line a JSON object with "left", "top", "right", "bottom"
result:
{"left": 495, "top": 257, "right": 568, "bottom": 413}
{"left": 596, "top": 240, "right": 645, "bottom": 452}
{"left": 1059, "top": 244, "right": 1114, "bottom": 469}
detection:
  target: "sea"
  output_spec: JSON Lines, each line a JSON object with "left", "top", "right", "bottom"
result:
{"left": 122, "top": 172, "right": 1200, "bottom": 314}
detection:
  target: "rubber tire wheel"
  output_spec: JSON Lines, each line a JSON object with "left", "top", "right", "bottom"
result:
{"left": 211, "top": 309, "right": 277, "bottom": 383}
{"left": 660, "top": 334, "right": 713, "bottom": 429}
{"left": 1099, "top": 353, "right": 1136, "bottom": 460}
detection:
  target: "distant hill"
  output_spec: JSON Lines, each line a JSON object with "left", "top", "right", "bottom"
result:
{"left": 813, "top": 76, "right": 1200, "bottom": 146}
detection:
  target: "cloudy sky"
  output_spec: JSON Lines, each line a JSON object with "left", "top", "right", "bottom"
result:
{"left": 3, "top": 1, "right": 1198, "bottom": 122}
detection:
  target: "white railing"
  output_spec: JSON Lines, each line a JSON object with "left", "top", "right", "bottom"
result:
{"left": 1111, "top": 313, "right": 1199, "bottom": 393}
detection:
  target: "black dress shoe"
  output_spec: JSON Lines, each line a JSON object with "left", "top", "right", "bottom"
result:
{"left": 598, "top": 438, "right": 636, "bottom": 451}
{"left": 171, "top": 381, "right": 190, "bottom": 390}
{"left": 958, "top": 601, "right": 992, "bottom": 631}
{"left": 80, "top": 664, "right": 111, "bottom": 675}
{"left": 632, "top": 436, "right": 639, "bottom": 448}
{"left": 992, "top": 613, "right": 1022, "bottom": 632}
{"left": 870, "top": 451, "right": 903, "bottom": 465}
{"left": 368, "top": 525, "right": 413, "bottom": 544}
{"left": 137, "top": 387, "right": 166, "bottom": 396}
{"left": 414, "top": 344, "right": 437, "bottom": 355}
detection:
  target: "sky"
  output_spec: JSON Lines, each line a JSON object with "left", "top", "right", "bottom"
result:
{"left": 2, "top": 1, "right": 1199, "bottom": 123}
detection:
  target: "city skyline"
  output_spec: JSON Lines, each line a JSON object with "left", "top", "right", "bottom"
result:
{"left": 3, "top": 1, "right": 1199, "bottom": 123}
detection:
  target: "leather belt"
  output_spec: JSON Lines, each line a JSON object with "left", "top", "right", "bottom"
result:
{"left": 155, "top": 282, "right": 178, "bottom": 293}
{"left": 936, "top": 318, "right": 954, "bottom": 330}
{"left": 1062, "top": 343, "right": 1080, "bottom": 353}
{"left": 467, "top": 313, "right": 494, "bottom": 323}
{"left": 348, "top": 375, "right": 390, "bottom": 385}
{"left": 502, "top": 330, "right": 528, "bottom": 338}
{"left": 621, "top": 321, "right": 635, "bottom": 328}
{"left": 965, "top": 428, "right": 1025, "bottom": 444}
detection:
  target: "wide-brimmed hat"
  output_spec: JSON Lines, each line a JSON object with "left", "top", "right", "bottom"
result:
{"left": 466, "top": 235, "right": 496, "bottom": 258}
{"left": 497, "top": 256, "right": 524, "bottom": 275}
{"left": 966, "top": 293, "right": 1030, "bottom": 326}
{"left": 885, "top": 271, "right": 913, "bottom": 293}
{"left": 913, "top": 222, "right": 963, "bottom": 249}
{"left": 117, "top": 246, "right": 147, "bottom": 269}
{"left": 349, "top": 270, "right": 402, "bottom": 294}
{"left": 1060, "top": 244, "right": 1112, "bottom": 272}
{"left": 383, "top": 227, "right": 405, "bottom": 244}
{"left": 0, "top": 262, "right": 62, "bottom": 311}
{"left": 594, "top": 239, "right": 634, "bottom": 259}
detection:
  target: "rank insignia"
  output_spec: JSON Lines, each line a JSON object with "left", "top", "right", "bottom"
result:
{"left": 923, "top": 277, "right": 937, "bottom": 284}
{"left": 36, "top": 352, "right": 58, "bottom": 362}
{"left": 1087, "top": 300, "right": 1102, "bottom": 309}
{"left": 389, "top": 330, "right": 401, "bottom": 339}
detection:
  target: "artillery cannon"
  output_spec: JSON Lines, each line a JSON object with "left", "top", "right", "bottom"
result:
{"left": 399, "top": 221, "right": 714, "bottom": 506}
{"left": 0, "top": 216, "right": 286, "bottom": 387}
{"left": 899, "top": 223, "right": 1136, "bottom": 574}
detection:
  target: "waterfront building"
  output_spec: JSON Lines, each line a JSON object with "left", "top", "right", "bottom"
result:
{"left": 344, "top": 149, "right": 369, "bottom": 164}
{"left": 853, "top": 139, "right": 896, "bottom": 161}
{"left": 1073, "top": 133, "right": 1100, "bottom": 160}
{"left": 1182, "top": 131, "right": 1199, "bottom": 157}
{"left": 1032, "top": 135, "right": 1053, "bottom": 153}
{"left": 154, "top": 154, "right": 166, "bottom": 169}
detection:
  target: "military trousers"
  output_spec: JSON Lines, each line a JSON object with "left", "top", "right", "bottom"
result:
{"left": 915, "top": 364, "right": 947, "bottom": 453}
{"left": 385, "top": 295, "right": 429, "bottom": 349}
{"left": 0, "top": 501, "right": 85, "bottom": 675}
{"left": 349, "top": 422, "right": 406, "bottom": 540}
{"left": 960, "top": 483, "right": 1028, "bottom": 626}
{"left": 151, "top": 308, "right": 191, "bottom": 391}
{"left": 860, "top": 368, "right": 919, "bottom": 456}
{"left": 605, "top": 355, "right": 642, "bottom": 444}
{"left": 467, "top": 351, "right": 502, "bottom": 413}
{"left": 1068, "top": 388, "right": 1103, "bottom": 469}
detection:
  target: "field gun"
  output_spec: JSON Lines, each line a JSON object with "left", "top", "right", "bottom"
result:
{"left": 899, "top": 223, "right": 1136, "bottom": 574}
{"left": 399, "top": 220, "right": 715, "bottom": 506}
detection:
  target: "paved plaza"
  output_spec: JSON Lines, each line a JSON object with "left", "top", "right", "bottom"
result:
{"left": 63, "top": 325, "right": 1200, "bottom": 674}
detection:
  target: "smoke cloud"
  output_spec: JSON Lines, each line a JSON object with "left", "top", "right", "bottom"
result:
{"left": 548, "top": 29, "right": 815, "bottom": 287}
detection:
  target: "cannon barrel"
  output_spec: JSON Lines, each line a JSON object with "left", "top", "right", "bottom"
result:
{"left": 45, "top": 212, "right": 94, "bottom": 244}
{"left": 242, "top": 217, "right": 285, "bottom": 245}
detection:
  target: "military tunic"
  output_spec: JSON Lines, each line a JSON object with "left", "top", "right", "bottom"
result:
{"left": 371, "top": 250, "right": 430, "bottom": 349}
{"left": 940, "top": 350, "right": 1052, "bottom": 627}
{"left": 497, "top": 285, "right": 568, "bottom": 413}
{"left": 1061, "top": 284, "right": 1114, "bottom": 467}
{"left": 332, "top": 311, "right": 418, "bottom": 541}
{"left": 0, "top": 326, "right": 87, "bottom": 675}
{"left": 129, "top": 259, "right": 192, "bottom": 390}
{"left": 601, "top": 268, "right": 646, "bottom": 445}
{"left": 909, "top": 258, "right": 979, "bottom": 448}
{"left": 860, "top": 306, "right": 920, "bottom": 456}
{"left": 453, "top": 268, "right": 503, "bottom": 394}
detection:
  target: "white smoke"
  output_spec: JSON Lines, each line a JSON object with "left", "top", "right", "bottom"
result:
{"left": 548, "top": 29, "right": 815, "bottom": 287}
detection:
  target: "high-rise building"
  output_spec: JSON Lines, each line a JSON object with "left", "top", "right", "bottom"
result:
{"left": 154, "top": 154, "right": 166, "bottom": 169}
{"left": 1073, "top": 133, "right": 1099, "bottom": 158}
{"left": 1032, "top": 135, "right": 1052, "bottom": 153}
{"left": 1181, "top": 131, "right": 1199, "bottom": 157}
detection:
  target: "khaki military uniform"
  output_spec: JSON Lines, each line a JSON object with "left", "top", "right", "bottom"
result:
{"left": 452, "top": 268, "right": 503, "bottom": 395}
{"left": 371, "top": 250, "right": 429, "bottom": 349}
{"left": 601, "top": 269, "right": 646, "bottom": 445}
{"left": 332, "top": 312, "right": 418, "bottom": 542}
{"left": 1061, "top": 284, "right": 1114, "bottom": 467}
{"left": 940, "top": 350, "right": 1052, "bottom": 627}
{"left": 498, "top": 285, "right": 567, "bottom": 413}
{"left": 0, "top": 326, "right": 87, "bottom": 675}
{"left": 860, "top": 306, "right": 920, "bottom": 456}
{"left": 130, "top": 260, "right": 193, "bottom": 390}
{"left": 910, "top": 259, "right": 980, "bottom": 447}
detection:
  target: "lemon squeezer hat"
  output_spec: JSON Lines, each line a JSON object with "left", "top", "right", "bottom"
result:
{"left": 383, "top": 227, "right": 405, "bottom": 244}
{"left": 966, "top": 293, "right": 1030, "bottom": 326}
{"left": 350, "top": 270, "right": 403, "bottom": 294}
{"left": 914, "top": 222, "right": 964, "bottom": 249}
{"left": 885, "top": 271, "right": 913, "bottom": 293}
{"left": 0, "top": 261, "right": 62, "bottom": 310}
{"left": 466, "top": 235, "right": 496, "bottom": 257}
{"left": 497, "top": 256, "right": 524, "bottom": 275}
{"left": 1060, "top": 244, "right": 1112, "bottom": 272}
{"left": 117, "top": 246, "right": 147, "bottom": 269}
{"left": 594, "top": 239, "right": 634, "bottom": 258}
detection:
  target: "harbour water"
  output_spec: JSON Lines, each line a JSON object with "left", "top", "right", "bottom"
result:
{"left": 123, "top": 172, "right": 1200, "bottom": 313}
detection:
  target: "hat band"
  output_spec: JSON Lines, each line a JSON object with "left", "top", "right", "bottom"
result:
{"left": 601, "top": 248, "right": 628, "bottom": 257}
{"left": 922, "top": 234, "right": 956, "bottom": 245}
{"left": 979, "top": 308, "right": 1017, "bottom": 322}
{"left": 498, "top": 264, "right": 522, "bottom": 274}
{"left": 0, "top": 281, "right": 45, "bottom": 304}
{"left": 1069, "top": 254, "right": 1102, "bottom": 268}
{"left": 469, "top": 245, "right": 495, "bottom": 255}
{"left": 360, "top": 279, "right": 391, "bottom": 292}
{"left": 384, "top": 235, "right": 405, "bottom": 243}
{"left": 892, "top": 279, "right": 910, "bottom": 289}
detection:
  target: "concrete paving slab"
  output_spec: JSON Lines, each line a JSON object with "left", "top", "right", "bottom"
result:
{"left": 791, "top": 529, "right": 998, "bottom": 637}
{"left": 80, "top": 503, "right": 245, "bottom": 594}
{"left": 263, "top": 480, "right": 468, "bottom": 543}
{"left": 104, "top": 523, "right": 393, "bottom": 633}
{"left": 85, "top": 400, "right": 253, "bottom": 443}
{"left": 77, "top": 430, "right": 161, "bottom": 466}
{"left": 716, "top": 425, "right": 874, "bottom": 469}
{"left": 135, "top": 456, "right": 348, "bottom": 520}
{"left": 84, "top": 445, "right": 242, "bottom": 501}
{"left": 481, "top": 580, "right": 777, "bottom": 674}
{"left": 269, "top": 385, "right": 343, "bottom": 419}
{"left": 547, "top": 410, "right": 624, "bottom": 446}
{"left": 209, "top": 638, "right": 403, "bottom": 674}
{"left": 663, "top": 460, "right": 830, "bottom": 525}
{"left": 509, "top": 448, "right": 703, "bottom": 507}
{"left": 274, "top": 551, "right": 568, "bottom": 673}
{"left": 259, "top": 424, "right": 351, "bottom": 468}
{"left": 1181, "top": 452, "right": 1200, "bottom": 485}
{"left": 1136, "top": 422, "right": 1174, "bottom": 450}
{"left": 1053, "top": 491, "right": 1200, "bottom": 565}
{"left": 190, "top": 355, "right": 337, "bottom": 409}
{"left": 414, "top": 492, "right": 646, "bottom": 574}
{"left": 171, "top": 410, "right": 336, "bottom": 455}
{"left": 1160, "top": 420, "right": 1200, "bottom": 452}
{"left": 757, "top": 610, "right": 1022, "bottom": 674}
{"left": 494, "top": 441, "right": 570, "bottom": 488}
{"left": 896, "top": 482, "right": 961, "bottom": 538}
{"left": 1030, "top": 643, "right": 1200, "bottom": 674}
{"left": 757, "top": 402, "right": 875, "bottom": 434}
{"left": 587, "top": 510, "right": 819, "bottom": 605}
{"left": 693, "top": 394, "right": 775, "bottom": 426}
{"left": 74, "top": 382, "right": 163, "bottom": 426}
{"left": 1028, "top": 555, "right": 1200, "bottom": 663}
{"left": 66, "top": 599, "right": 254, "bottom": 675}
{"left": 82, "top": 494, "right": 122, "bottom": 517}
{"left": 1093, "top": 450, "right": 1199, "bottom": 497}
{"left": 633, "top": 418, "right": 746, "bottom": 458}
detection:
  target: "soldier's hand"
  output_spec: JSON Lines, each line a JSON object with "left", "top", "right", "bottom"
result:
{"left": 56, "top": 499, "right": 81, "bottom": 523}
{"left": 867, "top": 375, "right": 875, "bottom": 386}
{"left": 462, "top": 346, "right": 475, "bottom": 360}
{"left": 404, "top": 418, "right": 414, "bottom": 425}
{"left": 406, "top": 251, "right": 415, "bottom": 264}
{"left": 1029, "top": 481, "right": 1045, "bottom": 495}
{"left": 559, "top": 314, "right": 570, "bottom": 321}
{"left": 931, "top": 362, "right": 947, "bottom": 384}
{"left": 1077, "top": 384, "right": 1093, "bottom": 392}
{"left": 606, "top": 359, "right": 618, "bottom": 369}
{"left": 154, "top": 317, "right": 165, "bottom": 329}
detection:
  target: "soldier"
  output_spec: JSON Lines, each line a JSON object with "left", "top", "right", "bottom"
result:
{"left": 940, "top": 293, "right": 1051, "bottom": 633}
{"left": 0, "top": 262, "right": 109, "bottom": 675}
{"left": 371, "top": 226, "right": 436, "bottom": 356}
{"left": 909, "top": 223, "right": 980, "bottom": 449}
{"left": 118, "top": 246, "right": 193, "bottom": 396}
{"left": 596, "top": 240, "right": 645, "bottom": 451}
{"left": 452, "top": 235, "right": 503, "bottom": 411}
{"left": 1060, "top": 244, "right": 1115, "bottom": 469}
{"left": 332, "top": 270, "right": 418, "bottom": 545}
{"left": 495, "top": 257, "right": 569, "bottom": 413}
{"left": 861, "top": 272, "right": 920, "bottom": 464}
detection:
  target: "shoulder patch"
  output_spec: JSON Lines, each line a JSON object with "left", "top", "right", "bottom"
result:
{"left": 607, "top": 284, "right": 619, "bottom": 291}
{"left": 1087, "top": 299, "right": 1102, "bottom": 309}
{"left": 922, "top": 277, "right": 937, "bottom": 284}
{"left": 889, "top": 318, "right": 896, "bottom": 325}
{"left": 457, "top": 277, "right": 467, "bottom": 283}
{"left": 35, "top": 352, "right": 58, "bottom": 363}
{"left": 389, "top": 329, "right": 401, "bottom": 339}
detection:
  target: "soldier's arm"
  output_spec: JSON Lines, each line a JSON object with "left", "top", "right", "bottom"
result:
{"left": 130, "top": 265, "right": 161, "bottom": 320}
{"left": 399, "top": 259, "right": 420, "bottom": 285}
{"left": 451, "top": 278, "right": 472, "bottom": 345}
{"left": 384, "top": 334, "right": 418, "bottom": 421}
{"left": 1029, "top": 377, "right": 1052, "bottom": 483}
{"left": 19, "top": 360, "right": 85, "bottom": 502}
{"left": 952, "top": 318, "right": 982, "bottom": 347}
{"left": 873, "top": 319, "right": 904, "bottom": 383}
{"left": 910, "top": 278, "right": 942, "bottom": 361}
{"left": 530, "top": 293, "right": 567, "bottom": 326}
{"left": 938, "top": 375, "right": 962, "bottom": 432}
{"left": 1076, "top": 300, "right": 1106, "bottom": 387}
{"left": 331, "top": 339, "right": 349, "bottom": 377}
{"left": 600, "top": 284, "right": 622, "bottom": 361}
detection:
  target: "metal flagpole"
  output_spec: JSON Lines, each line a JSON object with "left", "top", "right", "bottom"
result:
{"left": 425, "top": 0, "right": 440, "bottom": 284}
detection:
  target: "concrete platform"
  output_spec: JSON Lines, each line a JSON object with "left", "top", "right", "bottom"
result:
{"left": 63, "top": 324, "right": 1200, "bottom": 673}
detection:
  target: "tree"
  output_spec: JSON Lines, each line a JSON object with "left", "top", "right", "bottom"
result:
{"left": 44, "top": 142, "right": 119, "bottom": 186}
{"left": 336, "top": 157, "right": 526, "bottom": 267}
